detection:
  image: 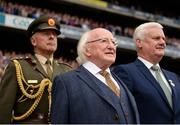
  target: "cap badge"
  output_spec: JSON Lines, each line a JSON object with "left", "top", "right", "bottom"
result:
{"left": 48, "top": 18, "right": 55, "bottom": 26}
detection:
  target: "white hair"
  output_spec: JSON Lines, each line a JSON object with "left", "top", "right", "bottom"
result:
{"left": 133, "top": 22, "right": 163, "bottom": 42}
{"left": 76, "top": 31, "right": 89, "bottom": 65}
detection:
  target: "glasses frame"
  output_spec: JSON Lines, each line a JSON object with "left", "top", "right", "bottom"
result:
{"left": 86, "top": 37, "right": 118, "bottom": 47}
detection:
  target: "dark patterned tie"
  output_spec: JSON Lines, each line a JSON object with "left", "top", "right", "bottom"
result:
{"left": 151, "top": 65, "right": 172, "bottom": 108}
{"left": 46, "top": 59, "right": 53, "bottom": 79}
{"left": 100, "top": 70, "right": 120, "bottom": 97}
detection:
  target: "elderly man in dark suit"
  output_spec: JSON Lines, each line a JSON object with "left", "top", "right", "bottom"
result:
{"left": 0, "top": 16, "right": 71, "bottom": 123}
{"left": 112, "top": 22, "right": 180, "bottom": 124}
{"left": 51, "top": 28, "right": 140, "bottom": 124}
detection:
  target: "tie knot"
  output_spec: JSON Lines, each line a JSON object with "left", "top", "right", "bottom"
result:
{"left": 100, "top": 70, "right": 120, "bottom": 97}
{"left": 100, "top": 70, "right": 109, "bottom": 77}
{"left": 151, "top": 65, "right": 159, "bottom": 71}
{"left": 46, "top": 59, "right": 51, "bottom": 65}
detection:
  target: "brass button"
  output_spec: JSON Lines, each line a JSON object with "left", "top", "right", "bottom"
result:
{"left": 38, "top": 114, "right": 44, "bottom": 119}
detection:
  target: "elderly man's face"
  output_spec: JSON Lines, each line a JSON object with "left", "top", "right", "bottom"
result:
{"left": 136, "top": 27, "right": 166, "bottom": 64}
{"left": 31, "top": 30, "right": 58, "bottom": 55}
{"left": 85, "top": 29, "right": 117, "bottom": 69}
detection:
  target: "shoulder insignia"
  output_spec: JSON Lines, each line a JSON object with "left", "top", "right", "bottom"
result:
{"left": 55, "top": 60, "right": 72, "bottom": 68}
{"left": 11, "top": 56, "right": 31, "bottom": 60}
{"left": 11, "top": 56, "right": 37, "bottom": 66}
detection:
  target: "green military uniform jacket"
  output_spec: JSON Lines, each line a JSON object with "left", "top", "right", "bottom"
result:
{"left": 0, "top": 55, "right": 71, "bottom": 123}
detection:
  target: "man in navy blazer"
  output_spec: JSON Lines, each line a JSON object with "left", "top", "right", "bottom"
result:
{"left": 113, "top": 22, "right": 180, "bottom": 124}
{"left": 51, "top": 28, "right": 140, "bottom": 124}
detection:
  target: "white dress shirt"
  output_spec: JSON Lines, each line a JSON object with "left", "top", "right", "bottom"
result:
{"left": 82, "top": 61, "right": 120, "bottom": 89}
{"left": 138, "top": 57, "right": 172, "bottom": 93}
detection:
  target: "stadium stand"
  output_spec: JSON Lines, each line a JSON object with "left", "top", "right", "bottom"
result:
{"left": 0, "top": 0, "right": 180, "bottom": 81}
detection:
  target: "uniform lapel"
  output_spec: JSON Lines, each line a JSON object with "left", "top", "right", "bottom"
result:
{"left": 52, "top": 60, "right": 61, "bottom": 80}
{"left": 31, "top": 55, "right": 48, "bottom": 78}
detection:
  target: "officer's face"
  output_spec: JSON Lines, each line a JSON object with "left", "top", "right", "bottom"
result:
{"left": 31, "top": 30, "right": 58, "bottom": 55}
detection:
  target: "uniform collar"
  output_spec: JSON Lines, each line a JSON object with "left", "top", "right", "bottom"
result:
{"left": 35, "top": 54, "right": 53, "bottom": 65}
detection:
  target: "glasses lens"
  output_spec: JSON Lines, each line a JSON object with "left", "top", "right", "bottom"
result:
{"left": 87, "top": 37, "right": 118, "bottom": 46}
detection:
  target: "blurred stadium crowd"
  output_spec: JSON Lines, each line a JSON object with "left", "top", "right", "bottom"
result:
{"left": 0, "top": 0, "right": 180, "bottom": 80}
{"left": 0, "top": 0, "right": 180, "bottom": 48}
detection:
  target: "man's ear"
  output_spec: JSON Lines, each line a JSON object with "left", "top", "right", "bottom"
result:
{"left": 84, "top": 47, "right": 91, "bottom": 57}
{"left": 136, "top": 39, "right": 142, "bottom": 48}
{"left": 31, "top": 36, "right": 36, "bottom": 46}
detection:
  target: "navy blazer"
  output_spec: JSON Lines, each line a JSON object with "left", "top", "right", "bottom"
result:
{"left": 112, "top": 59, "right": 180, "bottom": 124}
{"left": 51, "top": 66, "right": 139, "bottom": 124}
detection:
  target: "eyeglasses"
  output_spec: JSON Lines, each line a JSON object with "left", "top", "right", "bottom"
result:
{"left": 87, "top": 38, "right": 118, "bottom": 47}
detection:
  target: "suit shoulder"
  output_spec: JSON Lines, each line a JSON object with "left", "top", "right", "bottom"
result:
{"left": 112, "top": 63, "right": 130, "bottom": 69}
{"left": 163, "top": 69, "right": 179, "bottom": 77}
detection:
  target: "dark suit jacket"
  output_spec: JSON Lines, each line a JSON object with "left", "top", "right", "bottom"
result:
{"left": 0, "top": 55, "right": 71, "bottom": 123}
{"left": 112, "top": 59, "right": 180, "bottom": 124}
{"left": 51, "top": 65, "right": 139, "bottom": 124}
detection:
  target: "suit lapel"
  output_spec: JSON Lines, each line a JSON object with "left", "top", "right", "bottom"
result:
{"left": 162, "top": 69, "right": 177, "bottom": 111}
{"left": 112, "top": 72, "right": 140, "bottom": 122}
{"left": 135, "top": 59, "right": 172, "bottom": 109}
{"left": 76, "top": 66, "right": 118, "bottom": 111}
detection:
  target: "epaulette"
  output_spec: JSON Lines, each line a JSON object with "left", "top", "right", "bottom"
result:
{"left": 55, "top": 60, "right": 73, "bottom": 69}
{"left": 11, "top": 56, "right": 31, "bottom": 61}
{"left": 11, "top": 56, "right": 37, "bottom": 66}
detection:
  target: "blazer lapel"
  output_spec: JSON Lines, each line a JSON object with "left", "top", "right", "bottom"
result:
{"left": 76, "top": 66, "right": 118, "bottom": 111}
{"left": 112, "top": 72, "right": 140, "bottom": 123}
{"left": 135, "top": 59, "right": 172, "bottom": 109}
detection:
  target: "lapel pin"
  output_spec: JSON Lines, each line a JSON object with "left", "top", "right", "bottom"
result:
{"left": 169, "top": 80, "right": 175, "bottom": 87}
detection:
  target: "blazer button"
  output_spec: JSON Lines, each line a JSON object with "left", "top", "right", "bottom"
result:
{"left": 114, "top": 114, "right": 119, "bottom": 120}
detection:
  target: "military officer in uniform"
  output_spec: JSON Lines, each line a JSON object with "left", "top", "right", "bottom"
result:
{"left": 0, "top": 16, "right": 72, "bottom": 123}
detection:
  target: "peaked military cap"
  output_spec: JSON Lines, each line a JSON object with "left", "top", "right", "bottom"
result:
{"left": 27, "top": 15, "right": 61, "bottom": 37}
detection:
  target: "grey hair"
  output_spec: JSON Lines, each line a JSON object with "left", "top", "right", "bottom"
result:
{"left": 133, "top": 22, "right": 163, "bottom": 42}
{"left": 76, "top": 31, "right": 90, "bottom": 65}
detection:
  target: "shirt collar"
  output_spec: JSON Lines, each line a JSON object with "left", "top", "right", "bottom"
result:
{"left": 82, "top": 61, "right": 111, "bottom": 75}
{"left": 138, "top": 57, "right": 160, "bottom": 69}
{"left": 35, "top": 54, "right": 53, "bottom": 65}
